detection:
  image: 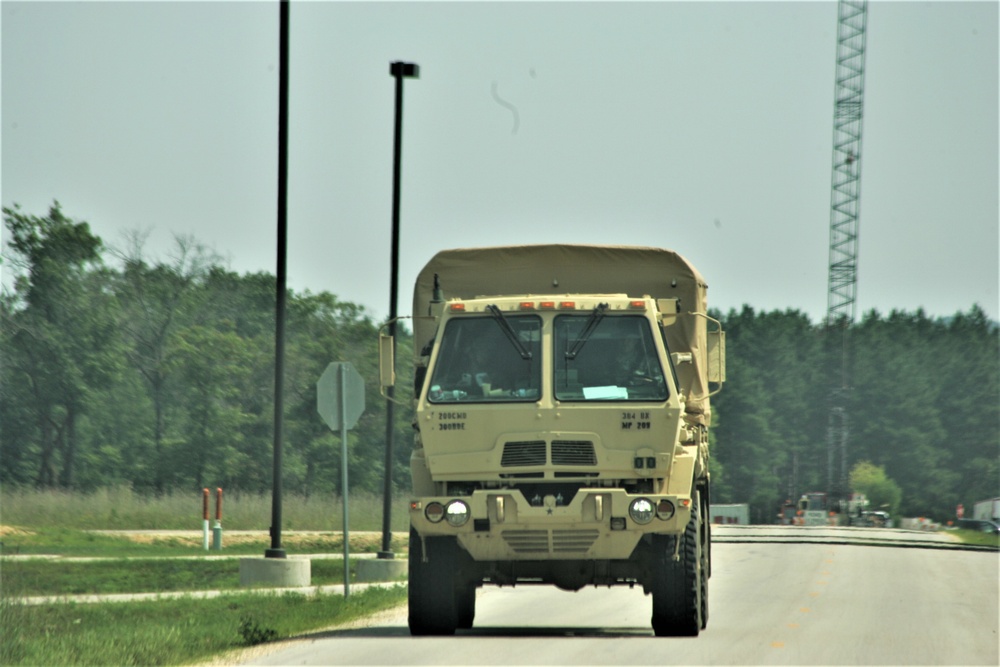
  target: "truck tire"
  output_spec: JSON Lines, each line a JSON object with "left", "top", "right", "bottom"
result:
{"left": 650, "top": 494, "right": 703, "bottom": 637}
{"left": 408, "top": 528, "right": 458, "bottom": 636}
{"left": 700, "top": 491, "right": 710, "bottom": 629}
{"left": 455, "top": 582, "right": 476, "bottom": 630}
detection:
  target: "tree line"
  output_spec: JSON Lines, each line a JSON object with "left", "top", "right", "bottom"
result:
{"left": 2, "top": 203, "right": 414, "bottom": 498}
{"left": 709, "top": 303, "right": 998, "bottom": 522}
{"left": 2, "top": 204, "right": 996, "bottom": 523}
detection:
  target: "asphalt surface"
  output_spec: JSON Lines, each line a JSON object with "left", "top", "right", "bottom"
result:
{"left": 238, "top": 527, "right": 998, "bottom": 666}
{"left": 10, "top": 525, "right": 996, "bottom": 665}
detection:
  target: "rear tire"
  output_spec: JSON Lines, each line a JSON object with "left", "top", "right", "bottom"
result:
{"left": 700, "top": 492, "right": 710, "bottom": 629}
{"left": 408, "top": 528, "right": 458, "bottom": 636}
{"left": 650, "top": 493, "right": 703, "bottom": 637}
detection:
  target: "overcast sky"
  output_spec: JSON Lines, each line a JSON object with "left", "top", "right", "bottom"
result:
{"left": 3, "top": 1, "right": 997, "bottom": 324}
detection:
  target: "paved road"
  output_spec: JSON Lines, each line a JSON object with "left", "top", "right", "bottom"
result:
{"left": 241, "top": 528, "right": 998, "bottom": 666}
{"left": 711, "top": 524, "right": 968, "bottom": 548}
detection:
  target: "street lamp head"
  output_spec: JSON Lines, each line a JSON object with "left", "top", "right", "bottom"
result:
{"left": 390, "top": 61, "right": 420, "bottom": 78}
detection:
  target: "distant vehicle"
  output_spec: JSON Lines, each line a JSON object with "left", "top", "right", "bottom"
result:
{"left": 852, "top": 510, "right": 892, "bottom": 528}
{"left": 972, "top": 498, "right": 1000, "bottom": 522}
{"left": 844, "top": 492, "right": 869, "bottom": 515}
{"left": 956, "top": 518, "right": 1000, "bottom": 534}
{"left": 795, "top": 492, "right": 832, "bottom": 526}
{"left": 777, "top": 500, "right": 797, "bottom": 525}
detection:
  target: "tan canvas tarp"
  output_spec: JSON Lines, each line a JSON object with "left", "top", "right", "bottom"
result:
{"left": 412, "top": 244, "right": 713, "bottom": 424}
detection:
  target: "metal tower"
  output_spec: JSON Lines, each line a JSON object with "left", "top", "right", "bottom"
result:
{"left": 826, "top": 0, "right": 868, "bottom": 501}
{"left": 827, "top": 0, "right": 868, "bottom": 323}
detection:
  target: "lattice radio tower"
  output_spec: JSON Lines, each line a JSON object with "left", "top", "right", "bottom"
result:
{"left": 826, "top": 0, "right": 868, "bottom": 500}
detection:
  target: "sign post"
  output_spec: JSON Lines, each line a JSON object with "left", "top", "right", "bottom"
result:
{"left": 202, "top": 488, "right": 210, "bottom": 551}
{"left": 317, "top": 362, "right": 365, "bottom": 596}
{"left": 213, "top": 488, "right": 223, "bottom": 551}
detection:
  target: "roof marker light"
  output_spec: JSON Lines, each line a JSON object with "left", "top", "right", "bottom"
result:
{"left": 520, "top": 301, "right": 536, "bottom": 310}
{"left": 449, "top": 303, "right": 466, "bottom": 312}
{"left": 560, "top": 301, "right": 576, "bottom": 309}
{"left": 539, "top": 301, "right": 556, "bottom": 310}
{"left": 629, "top": 300, "right": 646, "bottom": 310}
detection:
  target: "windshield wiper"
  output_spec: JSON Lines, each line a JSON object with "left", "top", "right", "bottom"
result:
{"left": 565, "top": 303, "right": 609, "bottom": 360}
{"left": 487, "top": 305, "right": 533, "bottom": 360}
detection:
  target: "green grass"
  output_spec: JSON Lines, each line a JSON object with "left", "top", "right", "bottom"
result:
{"left": 950, "top": 528, "right": 1000, "bottom": 549}
{"left": 3, "top": 558, "right": 388, "bottom": 597}
{"left": 0, "top": 489, "right": 413, "bottom": 665}
{"left": 1, "top": 525, "right": 408, "bottom": 558}
{"left": 0, "top": 486, "right": 411, "bottom": 532}
{"left": 1, "top": 586, "right": 407, "bottom": 667}
{"left": 2, "top": 527, "right": 158, "bottom": 557}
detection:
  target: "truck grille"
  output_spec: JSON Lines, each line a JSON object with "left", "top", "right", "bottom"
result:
{"left": 502, "top": 529, "right": 600, "bottom": 554}
{"left": 501, "top": 441, "right": 546, "bottom": 467}
{"left": 500, "top": 440, "right": 597, "bottom": 467}
{"left": 553, "top": 529, "right": 600, "bottom": 553}
{"left": 551, "top": 440, "right": 597, "bottom": 466}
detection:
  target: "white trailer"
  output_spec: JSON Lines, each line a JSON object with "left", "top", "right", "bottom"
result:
{"left": 710, "top": 503, "right": 749, "bottom": 525}
{"left": 973, "top": 498, "right": 1000, "bottom": 522}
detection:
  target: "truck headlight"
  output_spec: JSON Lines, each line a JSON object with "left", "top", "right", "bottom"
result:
{"left": 425, "top": 502, "right": 445, "bottom": 523}
{"left": 629, "top": 498, "right": 654, "bottom": 524}
{"left": 656, "top": 499, "right": 676, "bottom": 521}
{"left": 445, "top": 500, "right": 470, "bottom": 527}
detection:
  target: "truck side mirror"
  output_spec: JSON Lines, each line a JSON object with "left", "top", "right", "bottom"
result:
{"left": 414, "top": 365, "right": 427, "bottom": 397}
{"left": 379, "top": 334, "right": 396, "bottom": 389}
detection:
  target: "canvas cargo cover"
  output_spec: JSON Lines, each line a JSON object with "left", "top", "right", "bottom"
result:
{"left": 412, "top": 244, "right": 714, "bottom": 425}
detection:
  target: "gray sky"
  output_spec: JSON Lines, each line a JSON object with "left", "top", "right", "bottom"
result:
{"left": 3, "top": 1, "right": 997, "bottom": 324}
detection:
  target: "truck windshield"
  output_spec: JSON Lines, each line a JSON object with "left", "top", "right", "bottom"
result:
{"left": 554, "top": 315, "right": 668, "bottom": 401}
{"left": 428, "top": 315, "right": 542, "bottom": 403}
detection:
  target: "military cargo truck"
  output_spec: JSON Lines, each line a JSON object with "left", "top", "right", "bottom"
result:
{"left": 379, "top": 244, "right": 725, "bottom": 636}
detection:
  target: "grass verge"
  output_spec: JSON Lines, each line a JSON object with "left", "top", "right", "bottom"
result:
{"left": 1, "top": 586, "right": 407, "bottom": 667}
{"left": 3, "top": 558, "right": 397, "bottom": 597}
{"left": 0, "top": 487, "right": 411, "bottom": 532}
{"left": 1, "top": 526, "right": 408, "bottom": 557}
{"left": 950, "top": 529, "right": 1000, "bottom": 549}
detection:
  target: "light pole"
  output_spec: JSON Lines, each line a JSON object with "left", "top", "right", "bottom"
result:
{"left": 380, "top": 61, "right": 419, "bottom": 560}
{"left": 266, "top": 0, "right": 291, "bottom": 560}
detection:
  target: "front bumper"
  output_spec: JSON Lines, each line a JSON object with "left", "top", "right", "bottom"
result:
{"left": 409, "top": 488, "right": 691, "bottom": 561}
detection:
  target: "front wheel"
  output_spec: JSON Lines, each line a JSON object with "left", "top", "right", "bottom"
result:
{"left": 455, "top": 581, "right": 477, "bottom": 630}
{"left": 408, "top": 528, "right": 458, "bottom": 636}
{"left": 650, "top": 493, "right": 704, "bottom": 637}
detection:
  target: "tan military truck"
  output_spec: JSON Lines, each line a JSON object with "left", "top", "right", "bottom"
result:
{"left": 379, "top": 244, "right": 725, "bottom": 636}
